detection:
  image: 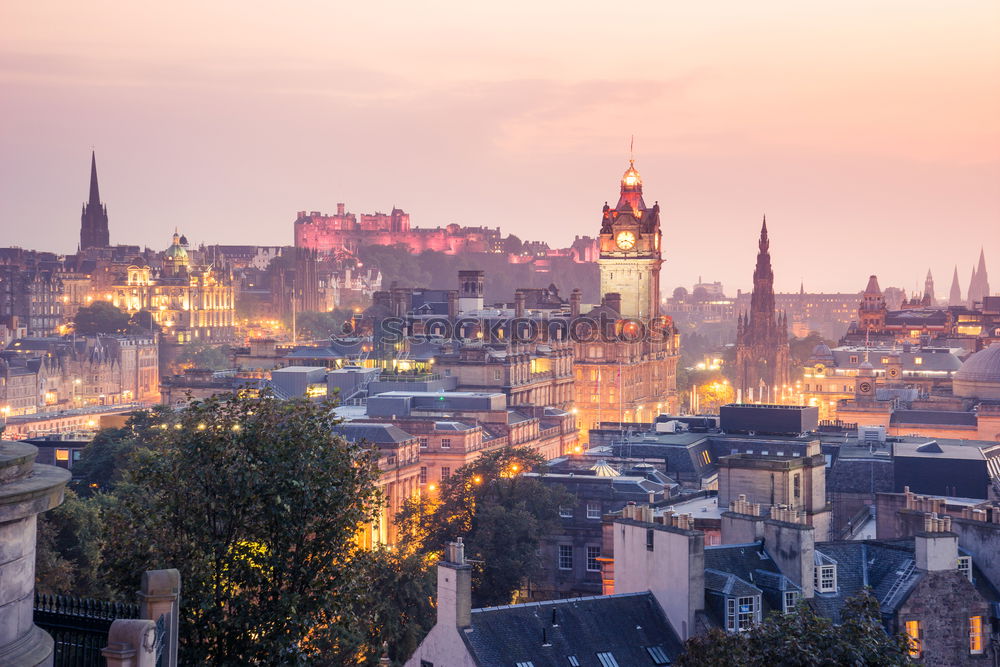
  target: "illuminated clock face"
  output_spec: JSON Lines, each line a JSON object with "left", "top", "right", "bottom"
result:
{"left": 888, "top": 367, "right": 899, "bottom": 378}
{"left": 615, "top": 231, "right": 636, "bottom": 250}
{"left": 859, "top": 381, "right": 872, "bottom": 393}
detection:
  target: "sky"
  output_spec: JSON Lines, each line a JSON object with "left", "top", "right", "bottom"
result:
{"left": 1, "top": 1, "right": 998, "bottom": 296}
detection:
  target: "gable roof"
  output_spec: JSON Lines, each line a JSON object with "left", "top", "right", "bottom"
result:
{"left": 462, "top": 592, "right": 683, "bottom": 667}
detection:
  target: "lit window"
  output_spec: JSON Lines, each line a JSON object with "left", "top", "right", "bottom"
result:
{"left": 55, "top": 449, "right": 70, "bottom": 462}
{"left": 958, "top": 556, "right": 972, "bottom": 582}
{"left": 558, "top": 545, "right": 573, "bottom": 570}
{"left": 587, "top": 503, "right": 601, "bottom": 519}
{"left": 970, "top": 615, "right": 983, "bottom": 654}
{"left": 905, "top": 620, "right": 921, "bottom": 658}
{"left": 440, "top": 438, "right": 451, "bottom": 449}
{"left": 914, "top": 357, "right": 923, "bottom": 365}
{"left": 587, "top": 546, "right": 601, "bottom": 571}
{"left": 596, "top": 653, "right": 619, "bottom": 667}
{"left": 559, "top": 506, "right": 573, "bottom": 518}
{"left": 815, "top": 565, "right": 837, "bottom": 593}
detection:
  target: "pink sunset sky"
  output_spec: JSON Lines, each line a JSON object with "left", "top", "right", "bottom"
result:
{"left": 1, "top": 1, "right": 998, "bottom": 295}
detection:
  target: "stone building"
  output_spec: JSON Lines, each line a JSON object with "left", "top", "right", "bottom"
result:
{"left": 734, "top": 219, "right": 791, "bottom": 403}
{"left": 110, "top": 232, "right": 236, "bottom": 347}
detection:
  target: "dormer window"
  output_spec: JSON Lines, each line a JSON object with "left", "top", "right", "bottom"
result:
{"left": 783, "top": 591, "right": 799, "bottom": 613}
{"left": 813, "top": 565, "right": 837, "bottom": 593}
{"left": 726, "top": 595, "right": 760, "bottom": 632}
{"left": 957, "top": 556, "right": 972, "bottom": 582}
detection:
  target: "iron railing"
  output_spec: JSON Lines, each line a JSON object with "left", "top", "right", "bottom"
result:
{"left": 34, "top": 593, "right": 140, "bottom": 667}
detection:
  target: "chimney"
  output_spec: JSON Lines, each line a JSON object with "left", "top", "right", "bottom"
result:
{"left": 603, "top": 292, "right": 622, "bottom": 315}
{"left": 570, "top": 288, "right": 582, "bottom": 318}
{"left": 514, "top": 289, "right": 526, "bottom": 318}
{"left": 763, "top": 516, "right": 815, "bottom": 598}
{"left": 436, "top": 538, "right": 472, "bottom": 628}
{"left": 914, "top": 513, "right": 959, "bottom": 572}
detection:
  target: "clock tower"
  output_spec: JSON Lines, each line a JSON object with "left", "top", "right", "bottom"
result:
{"left": 597, "top": 161, "right": 663, "bottom": 319}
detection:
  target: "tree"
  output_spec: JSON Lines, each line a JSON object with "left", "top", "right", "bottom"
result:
{"left": 101, "top": 393, "right": 384, "bottom": 664}
{"left": 35, "top": 489, "right": 109, "bottom": 597}
{"left": 288, "top": 310, "right": 353, "bottom": 340}
{"left": 676, "top": 589, "right": 915, "bottom": 667}
{"left": 397, "top": 447, "right": 574, "bottom": 607}
{"left": 73, "top": 301, "right": 131, "bottom": 335}
{"left": 72, "top": 408, "right": 172, "bottom": 495}
{"left": 672, "top": 286, "right": 689, "bottom": 302}
{"left": 175, "top": 344, "right": 234, "bottom": 370}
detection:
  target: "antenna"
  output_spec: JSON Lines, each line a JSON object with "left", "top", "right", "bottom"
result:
{"left": 629, "top": 134, "right": 635, "bottom": 164}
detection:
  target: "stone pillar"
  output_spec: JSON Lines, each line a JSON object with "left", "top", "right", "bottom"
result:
{"left": 138, "top": 569, "right": 180, "bottom": 667}
{"left": 0, "top": 441, "right": 71, "bottom": 667}
{"left": 102, "top": 619, "right": 156, "bottom": 667}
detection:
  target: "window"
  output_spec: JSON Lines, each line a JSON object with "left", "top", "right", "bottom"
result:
{"left": 493, "top": 369, "right": 502, "bottom": 381}
{"left": 587, "top": 502, "right": 601, "bottom": 519}
{"left": 646, "top": 528, "right": 654, "bottom": 551}
{"left": 516, "top": 663, "right": 535, "bottom": 667}
{"left": 440, "top": 438, "right": 451, "bottom": 449}
{"left": 905, "top": 620, "right": 921, "bottom": 658}
{"left": 419, "top": 467, "right": 427, "bottom": 484}
{"left": 793, "top": 473, "right": 801, "bottom": 500}
{"left": 726, "top": 598, "right": 736, "bottom": 631}
{"left": 970, "top": 615, "right": 984, "bottom": 654}
{"left": 815, "top": 565, "right": 836, "bottom": 593}
{"left": 419, "top": 437, "right": 428, "bottom": 449}
{"left": 760, "top": 450, "right": 769, "bottom": 456}
{"left": 587, "top": 546, "right": 601, "bottom": 571}
{"left": 567, "top": 657, "right": 580, "bottom": 667}
{"left": 559, "top": 506, "right": 573, "bottom": 518}
{"left": 958, "top": 556, "right": 972, "bottom": 581}
{"left": 55, "top": 449, "right": 70, "bottom": 462}
{"left": 558, "top": 545, "right": 573, "bottom": 570}
{"left": 849, "top": 355, "right": 859, "bottom": 364}
{"left": 783, "top": 591, "right": 799, "bottom": 613}
{"left": 701, "top": 450, "right": 711, "bottom": 465}
{"left": 596, "top": 653, "right": 619, "bottom": 667}
{"left": 914, "top": 357, "right": 923, "bottom": 365}
{"left": 440, "top": 467, "right": 451, "bottom": 481}
{"left": 646, "top": 646, "right": 670, "bottom": 665}
{"left": 420, "top": 661, "right": 434, "bottom": 667}
{"left": 737, "top": 596, "right": 758, "bottom": 631}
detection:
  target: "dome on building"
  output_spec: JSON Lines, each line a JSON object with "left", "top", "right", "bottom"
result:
{"left": 858, "top": 360, "right": 874, "bottom": 376}
{"left": 953, "top": 343, "right": 1000, "bottom": 400}
{"left": 164, "top": 232, "right": 189, "bottom": 263}
{"left": 809, "top": 343, "right": 834, "bottom": 363}
{"left": 621, "top": 161, "right": 642, "bottom": 188}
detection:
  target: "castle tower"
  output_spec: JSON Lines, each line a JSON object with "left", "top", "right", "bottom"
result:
{"left": 949, "top": 266, "right": 963, "bottom": 306}
{"left": 596, "top": 160, "right": 662, "bottom": 319}
{"left": 80, "top": 151, "right": 110, "bottom": 250}
{"left": 735, "top": 217, "right": 791, "bottom": 402}
{"left": 858, "top": 275, "right": 886, "bottom": 332}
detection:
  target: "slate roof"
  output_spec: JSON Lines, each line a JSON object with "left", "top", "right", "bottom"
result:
{"left": 332, "top": 422, "right": 416, "bottom": 445}
{"left": 810, "top": 540, "right": 917, "bottom": 622}
{"left": 462, "top": 591, "right": 683, "bottom": 667}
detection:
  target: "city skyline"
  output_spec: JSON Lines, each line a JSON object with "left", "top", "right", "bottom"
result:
{"left": 2, "top": 1, "right": 998, "bottom": 294}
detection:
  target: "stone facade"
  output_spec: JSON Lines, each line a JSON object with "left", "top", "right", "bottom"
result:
{"left": 0, "top": 441, "right": 70, "bottom": 666}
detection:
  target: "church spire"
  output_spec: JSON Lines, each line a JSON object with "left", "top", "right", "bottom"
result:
{"left": 88, "top": 150, "right": 101, "bottom": 206}
{"left": 949, "top": 265, "right": 962, "bottom": 305}
{"left": 758, "top": 215, "right": 769, "bottom": 254}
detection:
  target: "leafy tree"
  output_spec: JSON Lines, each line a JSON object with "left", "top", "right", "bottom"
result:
{"left": 288, "top": 310, "right": 353, "bottom": 341}
{"left": 73, "top": 301, "right": 131, "bottom": 335}
{"left": 672, "top": 285, "right": 689, "bottom": 302}
{"left": 72, "top": 408, "right": 172, "bottom": 495}
{"left": 397, "top": 447, "right": 574, "bottom": 607}
{"left": 676, "top": 589, "right": 915, "bottom": 667}
{"left": 175, "top": 344, "right": 234, "bottom": 370}
{"left": 35, "top": 489, "right": 109, "bottom": 597}
{"left": 101, "top": 393, "right": 384, "bottom": 664}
